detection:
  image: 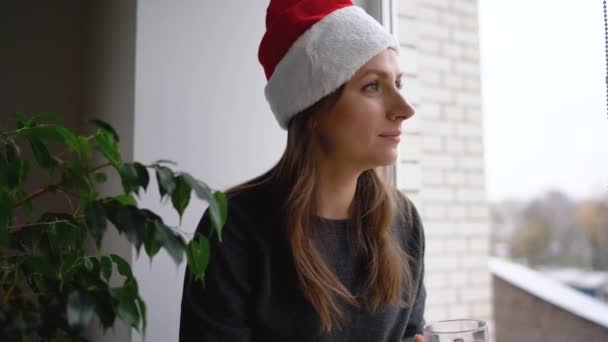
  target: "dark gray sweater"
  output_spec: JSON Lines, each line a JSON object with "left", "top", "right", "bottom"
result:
{"left": 179, "top": 182, "right": 426, "bottom": 342}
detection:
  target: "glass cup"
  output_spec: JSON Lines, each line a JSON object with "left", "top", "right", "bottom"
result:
{"left": 423, "top": 319, "right": 488, "bottom": 342}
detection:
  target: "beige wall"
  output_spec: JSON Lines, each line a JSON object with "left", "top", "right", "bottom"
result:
{"left": 396, "top": 0, "right": 493, "bottom": 337}
{"left": 1, "top": 1, "right": 136, "bottom": 341}
{"left": 494, "top": 276, "right": 608, "bottom": 342}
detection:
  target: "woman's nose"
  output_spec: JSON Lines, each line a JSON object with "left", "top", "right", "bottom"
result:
{"left": 387, "top": 90, "right": 415, "bottom": 122}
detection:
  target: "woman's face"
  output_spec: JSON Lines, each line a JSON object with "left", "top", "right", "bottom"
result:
{"left": 315, "top": 48, "right": 415, "bottom": 170}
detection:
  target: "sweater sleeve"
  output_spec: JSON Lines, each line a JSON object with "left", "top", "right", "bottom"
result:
{"left": 179, "top": 208, "right": 254, "bottom": 342}
{"left": 402, "top": 199, "right": 427, "bottom": 340}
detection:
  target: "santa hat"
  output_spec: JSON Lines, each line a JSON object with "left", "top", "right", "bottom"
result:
{"left": 259, "top": 0, "right": 399, "bottom": 129}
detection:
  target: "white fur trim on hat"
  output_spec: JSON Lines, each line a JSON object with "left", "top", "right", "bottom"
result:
{"left": 264, "top": 6, "right": 399, "bottom": 130}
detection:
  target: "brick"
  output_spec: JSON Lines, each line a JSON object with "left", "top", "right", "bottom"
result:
{"left": 457, "top": 222, "right": 488, "bottom": 236}
{"left": 427, "top": 288, "right": 459, "bottom": 306}
{"left": 400, "top": 134, "right": 422, "bottom": 161}
{"left": 421, "top": 168, "right": 443, "bottom": 185}
{"left": 445, "top": 170, "right": 466, "bottom": 186}
{"left": 455, "top": 122, "right": 482, "bottom": 137}
{"left": 469, "top": 237, "right": 489, "bottom": 253}
{"left": 464, "top": 107, "right": 482, "bottom": 122}
{"left": 445, "top": 137, "right": 465, "bottom": 154}
{"left": 423, "top": 0, "right": 450, "bottom": 10}
{"left": 426, "top": 237, "right": 446, "bottom": 255}
{"left": 460, "top": 285, "right": 491, "bottom": 302}
{"left": 468, "top": 269, "right": 492, "bottom": 285}
{"left": 449, "top": 0, "right": 479, "bottom": 16}
{"left": 447, "top": 204, "right": 467, "bottom": 220}
{"left": 455, "top": 189, "right": 485, "bottom": 204}
{"left": 455, "top": 156, "right": 484, "bottom": 171}
{"left": 454, "top": 92, "right": 481, "bottom": 107}
{"left": 424, "top": 204, "right": 448, "bottom": 220}
{"left": 397, "top": 0, "right": 417, "bottom": 17}
{"left": 426, "top": 256, "right": 460, "bottom": 273}
{"left": 413, "top": 5, "right": 439, "bottom": 22}
{"left": 460, "top": 16, "right": 480, "bottom": 31}
{"left": 462, "top": 45, "right": 480, "bottom": 61}
{"left": 399, "top": 46, "right": 418, "bottom": 75}
{"left": 404, "top": 109, "right": 422, "bottom": 134}
{"left": 464, "top": 137, "right": 483, "bottom": 154}
{"left": 451, "top": 28, "right": 479, "bottom": 46}
{"left": 398, "top": 162, "right": 422, "bottom": 191}
{"left": 425, "top": 272, "right": 448, "bottom": 289}
{"left": 419, "top": 54, "right": 452, "bottom": 72}
{"left": 454, "top": 61, "right": 481, "bottom": 77}
{"left": 417, "top": 37, "right": 441, "bottom": 54}
{"left": 418, "top": 102, "right": 441, "bottom": 120}
{"left": 398, "top": 16, "right": 417, "bottom": 46}
{"left": 422, "top": 135, "right": 442, "bottom": 152}
{"left": 424, "top": 220, "right": 457, "bottom": 237}
{"left": 445, "top": 238, "right": 467, "bottom": 253}
{"left": 416, "top": 21, "right": 450, "bottom": 41}
{"left": 469, "top": 204, "right": 489, "bottom": 220}
{"left": 424, "top": 186, "right": 456, "bottom": 202}
{"left": 471, "top": 302, "right": 492, "bottom": 317}
{"left": 466, "top": 171, "right": 486, "bottom": 186}
{"left": 423, "top": 154, "right": 455, "bottom": 168}
{"left": 419, "top": 70, "right": 441, "bottom": 86}
{"left": 443, "top": 73, "right": 464, "bottom": 89}
{"left": 447, "top": 270, "right": 468, "bottom": 286}
{"left": 424, "top": 305, "right": 450, "bottom": 322}
{"left": 443, "top": 105, "right": 466, "bottom": 121}
{"left": 402, "top": 75, "right": 420, "bottom": 104}
{"left": 438, "top": 12, "right": 460, "bottom": 27}
{"left": 448, "top": 305, "right": 472, "bottom": 319}
{"left": 423, "top": 119, "right": 456, "bottom": 136}
{"left": 463, "top": 76, "right": 481, "bottom": 92}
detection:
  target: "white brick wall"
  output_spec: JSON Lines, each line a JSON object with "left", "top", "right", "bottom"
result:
{"left": 396, "top": 0, "right": 494, "bottom": 338}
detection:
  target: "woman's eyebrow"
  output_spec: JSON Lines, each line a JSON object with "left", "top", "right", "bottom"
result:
{"left": 358, "top": 69, "right": 403, "bottom": 80}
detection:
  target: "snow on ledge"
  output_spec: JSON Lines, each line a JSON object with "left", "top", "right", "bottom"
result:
{"left": 489, "top": 257, "right": 608, "bottom": 329}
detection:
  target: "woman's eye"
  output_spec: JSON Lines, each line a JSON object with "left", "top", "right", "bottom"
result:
{"left": 396, "top": 80, "right": 403, "bottom": 90}
{"left": 363, "top": 81, "right": 379, "bottom": 92}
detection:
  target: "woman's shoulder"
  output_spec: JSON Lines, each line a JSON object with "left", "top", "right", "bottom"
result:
{"left": 392, "top": 189, "right": 425, "bottom": 253}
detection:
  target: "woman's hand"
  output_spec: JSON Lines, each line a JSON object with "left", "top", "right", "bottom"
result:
{"left": 414, "top": 334, "right": 427, "bottom": 342}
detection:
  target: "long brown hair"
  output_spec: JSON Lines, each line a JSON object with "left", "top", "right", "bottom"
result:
{"left": 229, "top": 86, "right": 415, "bottom": 334}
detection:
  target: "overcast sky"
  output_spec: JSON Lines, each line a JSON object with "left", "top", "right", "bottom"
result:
{"left": 478, "top": 0, "right": 608, "bottom": 202}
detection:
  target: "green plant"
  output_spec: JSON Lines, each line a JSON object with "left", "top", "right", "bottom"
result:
{"left": 0, "top": 113, "right": 226, "bottom": 341}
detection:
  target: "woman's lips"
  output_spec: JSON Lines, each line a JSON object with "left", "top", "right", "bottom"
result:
{"left": 379, "top": 131, "right": 401, "bottom": 143}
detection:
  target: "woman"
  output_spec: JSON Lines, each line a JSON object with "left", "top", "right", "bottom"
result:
{"left": 180, "top": 0, "right": 426, "bottom": 341}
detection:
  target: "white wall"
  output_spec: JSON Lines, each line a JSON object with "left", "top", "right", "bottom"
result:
{"left": 132, "top": 1, "right": 285, "bottom": 341}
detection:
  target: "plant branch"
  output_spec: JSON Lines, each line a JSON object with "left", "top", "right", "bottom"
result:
{"left": 11, "top": 162, "right": 112, "bottom": 210}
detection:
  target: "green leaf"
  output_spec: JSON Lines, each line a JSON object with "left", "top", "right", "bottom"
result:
{"left": 100, "top": 256, "right": 112, "bottom": 281}
{"left": 0, "top": 190, "right": 12, "bottom": 248}
{"left": 110, "top": 254, "right": 133, "bottom": 279}
{"left": 55, "top": 126, "right": 79, "bottom": 152}
{"left": 77, "top": 136, "right": 93, "bottom": 160}
{"left": 186, "top": 234, "right": 210, "bottom": 284}
{"left": 153, "top": 221, "right": 185, "bottom": 264}
{"left": 91, "top": 118, "right": 120, "bottom": 142}
{"left": 95, "top": 130, "right": 121, "bottom": 166}
{"left": 83, "top": 256, "right": 94, "bottom": 272}
{"left": 29, "top": 138, "right": 57, "bottom": 169}
{"left": 119, "top": 163, "right": 139, "bottom": 194}
{"left": 135, "top": 296, "right": 147, "bottom": 333}
{"left": 143, "top": 221, "right": 161, "bottom": 259}
{"left": 181, "top": 173, "right": 225, "bottom": 240}
{"left": 154, "top": 159, "right": 177, "bottom": 165}
{"left": 66, "top": 291, "right": 95, "bottom": 328}
{"left": 115, "top": 193, "right": 136, "bottom": 206}
{"left": 133, "top": 162, "right": 149, "bottom": 192}
{"left": 17, "top": 125, "right": 65, "bottom": 141}
{"left": 85, "top": 201, "right": 107, "bottom": 247}
{"left": 155, "top": 166, "right": 175, "bottom": 199}
{"left": 213, "top": 191, "right": 228, "bottom": 238}
{"left": 115, "top": 297, "right": 139, "bottom": 330}
{"left": 95, "top": 172, "right": 107, "bottom": 184}
{"left": 171, "top": 175, "right": 191, "bottom": 220}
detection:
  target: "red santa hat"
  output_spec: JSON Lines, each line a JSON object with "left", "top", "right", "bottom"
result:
{"left": 258, "top": 0, "right": 399, "bottom": 129}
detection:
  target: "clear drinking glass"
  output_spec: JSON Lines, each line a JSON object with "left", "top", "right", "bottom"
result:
{"left": 423, "top": 319, "right": 488, "bottom": 342}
